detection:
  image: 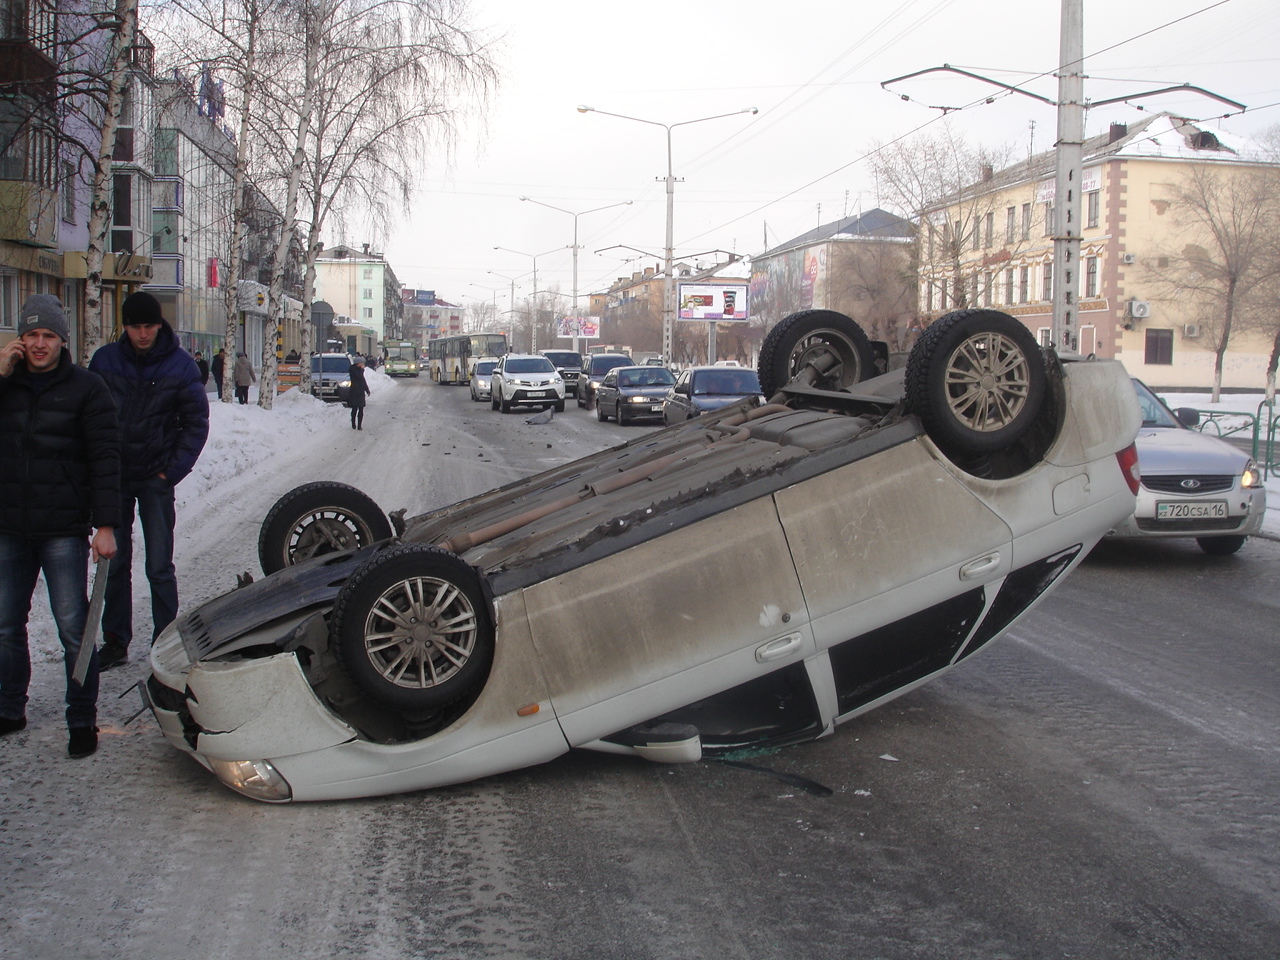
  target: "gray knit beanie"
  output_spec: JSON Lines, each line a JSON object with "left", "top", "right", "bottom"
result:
{"left": 18, "top": 295, "right": 71, "bottom": 342}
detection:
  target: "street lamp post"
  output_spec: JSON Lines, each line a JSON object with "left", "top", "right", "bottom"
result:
{"left": 578, "top": 105, "right": 756, "bottom": 363}
{"left": 519, "top": 197, "right": 631, "bottom": 354}
{"left": 493, "top": 246, "right": 564, "bottom": 353}
{"left": 485, "top": 270, "right": 528, "bottom": 345}
{"left": 468, "top": 282, "right": 503, "bottom": 332}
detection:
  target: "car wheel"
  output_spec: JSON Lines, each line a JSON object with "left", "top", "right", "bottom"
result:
{"left": 553, "top": 399, "right": 565, "bottom": 413}
{"left": 905, "top": 309, "right": 1048, "bottom": 456}
{"left": 500, "top": 391, "right": 512, "bottom": 413}
{"left": 330, "top": 544, "right": 494, "bottom": 711}
{"left": 1196, "top": 535, "right": 1246, "bottom": 556}
{"left": 617, "top": 402, "right": 629, "bottom": 425}
{"left": 757, "top": 309, "right": 877, "bottom": 398}
{"left": 596, "top": 400, "right": 608, "bottom": 422}
{"left": 258, "top": 481, "right": 394, "bottom": 575}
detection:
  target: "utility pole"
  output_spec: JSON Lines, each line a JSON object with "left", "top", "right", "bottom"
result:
{"left": 1051, "top": 0, "right": 1084, "bottom": 352}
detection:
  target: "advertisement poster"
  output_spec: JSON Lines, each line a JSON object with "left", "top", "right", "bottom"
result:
{"left": 556, "top": 316, "right": 600, "bottom": 338}
{"left": 676, "top": 283, "right": 750, "bottom": 321}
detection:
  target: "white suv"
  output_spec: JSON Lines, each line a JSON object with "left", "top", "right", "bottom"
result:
{"left": 490, "top": 354, "right": 565, "bottom": 413}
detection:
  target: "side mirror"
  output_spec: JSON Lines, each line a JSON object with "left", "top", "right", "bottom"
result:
{"left": 1175, "top": 407, "right": 1200, "bottom": 428}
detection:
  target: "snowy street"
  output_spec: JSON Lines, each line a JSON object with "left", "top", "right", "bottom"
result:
{"left": 2, "top": 371, "right": 1278, "bottom": 959}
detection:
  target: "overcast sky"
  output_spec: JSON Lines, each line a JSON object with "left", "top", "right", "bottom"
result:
{"left": 376, "top": 0, "right": 1279, "bottom": 314}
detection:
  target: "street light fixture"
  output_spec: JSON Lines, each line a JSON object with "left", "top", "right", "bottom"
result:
{"left": 519, "top": 196, "right": 632, "bottom": 354}
{"left": 469, "top": 282, "right": 505, "bottom": 332}
{"left": 493, "top": 245, "right": 565, "bottom": 353}
{"left": 485, "top": 270, "right": 529, "bottom": 342}
{"left": 577, "top": 104, "right": 757, "bottom": 363}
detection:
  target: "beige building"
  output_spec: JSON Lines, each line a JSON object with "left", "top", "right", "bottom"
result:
{"left": 919, "top": 113, "right": 1277, "bottom": 389}
{"left": 313, "top": 244, "right": 403, "bottom": 343}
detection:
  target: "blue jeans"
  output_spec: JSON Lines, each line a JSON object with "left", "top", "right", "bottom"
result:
{"left": 102, "top": 473, "right": 178, "bottom": 650}
{"left": 0, "top": 533, "right": 99, "bottom": 727}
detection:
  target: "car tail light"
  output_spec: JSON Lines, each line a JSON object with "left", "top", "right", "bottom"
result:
{"left": 1116, "top": 443, "right": 1140, "bottom": 494}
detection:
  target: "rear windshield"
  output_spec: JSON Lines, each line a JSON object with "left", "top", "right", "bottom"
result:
{"left": 311, "top": 356, "right": 351, "bottom": 374}
{"left": 619, "top": 368, "right": 676, "bottom": 388}
{"left": 692, "top": 369, "right": 761, "bottom": 395}
{"left": 474, "top": 361, "right": 497, "bottom": 375}
{"left": 505, "top": 357, "right": 555, "bottom": 374}
{"left": 543, "top": 352, "right": 582, "bottom": 367}
{"left": 589, "top": 355, "right": 633, "bottom": 374}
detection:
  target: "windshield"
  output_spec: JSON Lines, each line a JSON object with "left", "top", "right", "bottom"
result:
{"left": 384, "top": 343, "right": 415, "bottom": 360}
{"left": 544, "top": 352, "right": 582, "bottom": 368}
{"left": 1131, "top": 379, "right": 1182, "bottom": 428}
{"left": 693, "top": 369, "right": 761, "bottom": 396}
{"left": 505, "top": 357, "right": 554, "bottom": 374}
{"left": 474, "top": 361, "right": 497, "bottom": 376}
{"left": 590, "top": 355, "right": 632, "bottom": 375}
{"left": 311, "top": 356, "right": 351, "bottom": 374}
{"left": 618, "top": 368, "right": 675, "bottom": 388}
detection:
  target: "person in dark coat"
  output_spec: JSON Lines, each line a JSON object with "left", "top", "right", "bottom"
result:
{"left": 0, "top": 295, "right": 121, "bottom": 758}
{"left": 88, "top": 291, "right": 208, "bottom": 670}
{"left": 211, "top": 348, "right": 225, "bottom": 398}
{"left": 194, "top": 350, "right": 210, "bottom": 387}
{"left": 348, "top": 359, "right": 371, "bottom": 430}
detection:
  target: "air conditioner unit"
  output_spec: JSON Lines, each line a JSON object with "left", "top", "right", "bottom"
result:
{"left": 1182, "top": 323, "right": 1201, "bottom": 338}
{"left": 1128, "top": 300, "right": 1151, "bottom": 319}
{"left": 1121, "top": 253, "right": 1137, "bottom": 265}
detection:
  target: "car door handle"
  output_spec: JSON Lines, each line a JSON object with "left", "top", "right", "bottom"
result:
{"left": 756, "top": 632, "right": 803, "bottom": 663}
{"left": 959, "top": 552, "right": 1002, "bottom": 580}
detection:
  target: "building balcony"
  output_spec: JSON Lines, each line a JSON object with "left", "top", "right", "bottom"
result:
{"left": 0, "top": 180, "right": 56, "bottom": 247}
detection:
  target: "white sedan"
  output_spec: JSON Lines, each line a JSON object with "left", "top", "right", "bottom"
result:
{"left": 146, "top": 309, "right": 1140, "bottom": 802}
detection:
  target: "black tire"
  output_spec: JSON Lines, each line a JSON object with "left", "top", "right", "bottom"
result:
{"left": 617, "top": 401, "right": 629, "bottom": 425}
{"left": 757, "top": 309, "right": 877, "bottom": 398}
{"left": 258, "top": 481, "right": 393, "bottom": 575}
{"left": 330, "top": 544, "right": 494, "bottom": 711}
{"left": 553, "top": 399, "right": 565, "bottom": 413}
{"left": 905, "top": 309, "right": 1048, "bottom": 456}
{"left": 499, "top": 389, "right": 511, "bottom": 413}
{"left": 1197, "top": 535, "right": 1246, "bottom": 556}
{"left": 596, "top": 400, "right": 608, "bottom": 422}
{"left": 491, "top": 391, "right": 499, "bottom": 411}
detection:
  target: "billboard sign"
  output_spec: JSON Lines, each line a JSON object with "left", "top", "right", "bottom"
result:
{"left": 677, "top": 283, "right": 749, "bottom": 321}
{"left": 556, "top": 316, "right": 600, "bottom": 339}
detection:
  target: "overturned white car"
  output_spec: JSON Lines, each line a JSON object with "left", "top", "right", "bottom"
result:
{"left": 146, "top": 309, "right": 1141, "bottom": 802}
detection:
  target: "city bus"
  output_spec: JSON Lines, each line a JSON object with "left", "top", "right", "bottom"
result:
{"left": 427, "top": 332, "right": 508, "bottom": 384}
{"left": 381, "top": 339, "right": 421, "bottom": 377}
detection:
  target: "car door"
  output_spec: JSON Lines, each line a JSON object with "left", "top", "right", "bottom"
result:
{"left": 665, "top": 370, "right": 691, "bottom": 423}
{"left": 598, "top": 370, "right": 619, "bottom": 417}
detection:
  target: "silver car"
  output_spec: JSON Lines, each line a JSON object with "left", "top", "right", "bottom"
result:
{"left": 469, "top": 357, "right": 499, "bottom": 402}
{"left": 1106, "top": 379, "right": 1266, "bottom": 555}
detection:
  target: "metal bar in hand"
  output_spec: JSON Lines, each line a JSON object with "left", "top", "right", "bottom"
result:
{"left": 72, "top": 556, "right": 110, "bottom": 687}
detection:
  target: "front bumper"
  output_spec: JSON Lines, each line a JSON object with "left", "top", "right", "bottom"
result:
{"left": 1108, "top": 482, "right": 1266, "bottom": 539}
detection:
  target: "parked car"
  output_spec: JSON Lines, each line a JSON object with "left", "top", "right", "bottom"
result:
{"left": 310, "top": 353, "right": 354, "bottom": 403}
{"left": 595, "top": 366, "right": 678, "bottom": 425}
{"left": 542, "top": 350, "right": 584, "bottom": 398}
{"left": 145, "top": 308, "right": 1140, "bottom": 802}
{"left": 490, "top": 354, "right": 565, "bottom": 413}
{"left": 469, "top": 357, "right": 500, "bottom": 402}
{"left": 577, "top": 352, "right": 633, "bottom": 408}
{"left": 663, "top": 366, "right": 765, "bottom": 424}
{"left": 1105, "top": 378, "right": 1265, "bottom": 555}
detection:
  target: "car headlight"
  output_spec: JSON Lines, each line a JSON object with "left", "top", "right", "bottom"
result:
{"left": 340, "top": 379, "right": 351, "bottom": 388}
{"left": 627, "top": 395, "right": 648, "bottom": 403}
{"left": 208, "top": 758, "right": 293, "bottom": 802}
{"left": 1242, "top": 460, "right": 1262, "bottom": 489}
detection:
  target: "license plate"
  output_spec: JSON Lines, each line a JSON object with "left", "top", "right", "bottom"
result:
{"left": 649, "top": 404, "right": 662, "bottom": 412}
{"left": 526, "top": 391, "right": 549, "bottom": 398}
{"left": 1156, "top": 500, "right": 1227, "bottom": 520}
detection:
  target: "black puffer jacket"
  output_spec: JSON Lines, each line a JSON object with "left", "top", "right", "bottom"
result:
{"left": 88, "top": 318, "right": 209, "bottom": 483}
{"left": 0, "top": 349, "right": 122, "bottom": 538}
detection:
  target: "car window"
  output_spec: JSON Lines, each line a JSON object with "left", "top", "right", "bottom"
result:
{"left": 1131, "top": 379, "right": 1181, "bottom": 428}
{"left": 694, "top": 369, "right": 761, "bottom": 395}
{"left": 544, "top": 352, "right": 582, "bottom": 367}
{"left": 505, "top": 357, "right": 555, "bottom": 374}
{"left": 474, "top": 361, "right": 497, "bottom": 375}
{"left": 620, "top": 369, "right": 674, "bottom": 387}
{"left": 590, "top": 355, "right": 633, "bottom": 375}
{"left": 602, "top": 371, "right": 617, "bottom": 386}
{"left": 311, "top": 356, "right": 350, "bottom": 374}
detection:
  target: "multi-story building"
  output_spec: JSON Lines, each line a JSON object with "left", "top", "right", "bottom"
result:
{"left": 314, "top": 243, "right": 402, "bottom": 343}
{"left": 918, "top": 113, "right": 1278, "bottom": 388}
{"left": 749, "top": 208, "right": 916, "bottom": 350}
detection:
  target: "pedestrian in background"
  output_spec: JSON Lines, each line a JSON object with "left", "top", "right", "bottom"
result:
{"left": 348, "top": 358, "right": 370, "bottom": 430}
{"left": 88, "top": 291, "right": 208, "bottom": 671}
{"left": 194, "top": 350, "right": 210, "bottom": 387}
{"left": 233, "top": 351, "right": 256, "bottom": 405}
{"left": 0, "top": 296, "right": 120, "bottom": 758}
{"left": 211, "top": 348, "right": 225, "bottom": 398}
